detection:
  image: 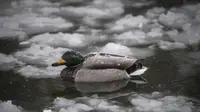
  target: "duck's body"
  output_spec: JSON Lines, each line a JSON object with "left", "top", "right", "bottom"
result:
{"left": 53, "top": 51, "right": 147, "bottom": 83}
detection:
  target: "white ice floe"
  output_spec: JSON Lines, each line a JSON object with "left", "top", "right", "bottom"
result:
{"left": 0, "top": 28, "right": 27, "bottom": 41}
{"left": 0, "top": 0, "right": 73, "bottom": 40}
{"left": 165, "top": 30, "right": 179, "bottom": 39}
{"left": 130, "top": 92, "right": 194, "bottom": 112}
{"left": 159, "top": 11, "right": 190, "bottom": 29}
{"left": 108, "top": 14, "right": 150, "bottom": 32}
{"left": 101, "top": 43, "right": 133, "bottom": 56}
{"left": 0, "top": 53, "right": 23, "bottom": 71}
{"left": 27, "top": 30, "right": 107, "bottom": 48}
{"left": 114, "top": 28, "right": 163, "bottom": 46}
{"left": 158, "top": 41, "right": 187, "bottom": 50}
{"left": 0, "top": 101, "right": 23, "bottom": 112}
{"left": 147, "top": 27, "right": 163, "bottom": 38}
{"left": 59, "top": 0, "right": 123, "bottom": 19}
{"left": 28, "top": 33, "right": 86, "bottom": 48}
{"left": 21, "top": 16, "right": 73, "bottom": 35}
{"left": 44, "top": 92, "right": 197, "bottom": 112}
{"left": 52, "top": 96, "right": 128, "bottom": 112}
{"left": 115, "top": 30, "right": 148, "bottom": 46}
{"left": 14, "top": 44, "right": 68, "bottom": 78}
{"left": 100, "top": 43, "right": 155, "bottom": 58}
{"left": 174, "top": 25, "right": 200, "bottom": 45}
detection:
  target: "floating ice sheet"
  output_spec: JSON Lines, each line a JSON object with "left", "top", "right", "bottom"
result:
{"left": 28, "top": 33, "right": 86, "bottom": 48}
{"left": 130, "top": 92, "right": 194, "bottom": 112}
{"left": 101, "top": 43, "right": 133, "bottom": 56}
{"left": 100, "top": 43, "right": 155, "bottom": 58}
{"left": 158, "top": 41, "right": 187, "bottom": 50}
{"left": 108, "top": 14, "right": 149, "bottom": 32}
{"left": 159, "top": 11, "right": 190, "bottom": 29}
{"left": 44, "top": 92, "right": 197, "bottom": 112}
{"left": 0, "top": 101, "right": 23, "bottom": 112}
{"left": 13, "top": 44, "right": 68, "bottom": 78}
{"left": 27, "top": 31, "right": 108, "bottom": 48}
{"left": 0, "top": 53, "right": 23, "bottom": 71}
{"left": 0, "top": 0, "right": 73, "bottom": 40}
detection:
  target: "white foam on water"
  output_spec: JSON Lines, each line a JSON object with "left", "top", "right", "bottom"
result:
{"left": 158, "top": 41, "right": 187, "bottom": 50}
{"left": 0, "top": 101, "right": 23, "bottom": 112}
{"left": 130, "top": 92, "right": 194, "bottom": 112}
{"left": 108, "top": 14, "right": 149, "bottom": 32}
{"left": 13, "top": 44, "right": 68, "bottom": 78}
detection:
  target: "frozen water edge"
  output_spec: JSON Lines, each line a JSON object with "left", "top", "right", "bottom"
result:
{"left": 43, "top": 92, "right": 198, "bottom": 112}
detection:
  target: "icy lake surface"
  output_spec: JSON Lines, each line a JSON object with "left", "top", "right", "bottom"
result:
{"left": 0, "top": 0, "right": 200, "bottom": 112}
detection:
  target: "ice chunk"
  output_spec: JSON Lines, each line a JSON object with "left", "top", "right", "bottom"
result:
{"left": 20, "top": 16, "right": 73, "bottom": 35}
{"left": 59, "top": 0, "right": 123, "bottom": 19}
{"left": 159, "top": 11, "right": 190, "bottom": 29}
{"left": 130, "top": 93, "right": 194, "bottom": 112}
{"left": 14, "top": 44, "right": 68, "bottom": 66}
{"left": 0, "top": 53, "right": 23, "bottom": 71}
{"left": 109, "top": 15, "right": 149, "bottom": 32}
{"left": 0, "top": 101, "right": 22, "bottom": 112}
{"left": 28, "top": 33, "right": 86, "bottom": 48}
{"left": 165, "top": 30, "right": 179, "bottom": 38}
{"left": 53, "top": 97, "right": 127, "bottom": 112}
{"left": 115, "top": 31, "right": 148, "bottom": 46}
{"left": 147, "top": 27, "right": 163, "bottom": 38}
{"left": 101, "top": 43, "right": 132, "bottom": 56}
{"left": 101, "top": 43, "right": 154, "bottom": 58}
{"left": 158, "top": 41, "right": 187, "bottom": 50}
{"left": 174, "top": 25, "right": 200, "bottom": 45}
{"left": 0, "top": 28, "right": 27, "bottom": 41}
{"left": 13, "top": 44, "right": 68, "bottom": 78}
{"left": 53, "top": 97, "right": 93, "bottom": 112}
{"left": 17, "top": 65, "right": 64, "bottom": 78}
{"left": 54, "top": 97, "right": 76, "bottom": 108}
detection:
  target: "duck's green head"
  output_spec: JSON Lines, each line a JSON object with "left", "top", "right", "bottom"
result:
{"left": 52, "top": 51, "right": 84, "bottom": 67}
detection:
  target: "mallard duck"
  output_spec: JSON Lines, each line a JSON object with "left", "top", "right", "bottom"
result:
{"left": 52, "top": 51, "right": 147, "bottom": 83}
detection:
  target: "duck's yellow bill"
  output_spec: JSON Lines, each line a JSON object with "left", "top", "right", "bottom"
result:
{"left": 52, "top": 58, "right": 66, "bottom": 66}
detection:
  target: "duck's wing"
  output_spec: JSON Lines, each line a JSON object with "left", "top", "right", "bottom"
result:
{"left": 82, "top": 52, "right": 137, "bottom": 70}
{"left": 75, "top": 69, "right": 130, "bottom": 83}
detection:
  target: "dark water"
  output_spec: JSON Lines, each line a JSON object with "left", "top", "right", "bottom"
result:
{"left": 1, "top": 0, "right": 200, "bottom": 112}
